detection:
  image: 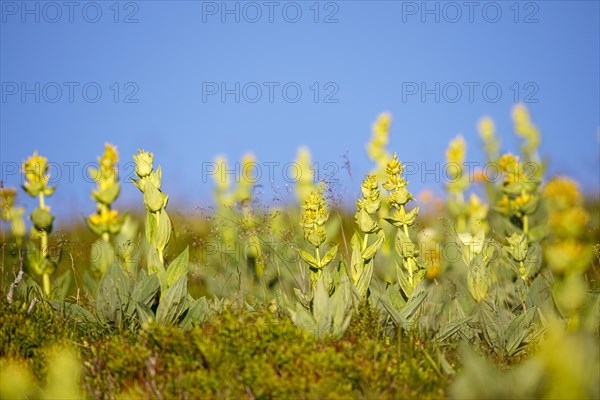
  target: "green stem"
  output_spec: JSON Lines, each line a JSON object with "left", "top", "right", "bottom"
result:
{"left": 155, "top": 210, "right": 164, "bottom": 264}
{"left": 38, "top": 193, "right": 50, "bottom": 295}
{"left": 42, "top": 273, "right": 50, "bottom": 296}
{"left": 400, "top": 205, "right": 410, "bottom": 237}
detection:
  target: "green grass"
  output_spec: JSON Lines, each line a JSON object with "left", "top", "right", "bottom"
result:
{"left": 1, "top": 296, "right": 454, "bottom": 399}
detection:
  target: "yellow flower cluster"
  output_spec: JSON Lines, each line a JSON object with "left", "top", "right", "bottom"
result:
{"left": 512, "top": 104, "right": 540, "bottom": 156}
{"left": 445, "top": 135, "right": 466, "bottom": 166}
{"left": 543, "top": 178, "right": 593, "bottom": 323}
{"left": 301, "top": 190, "right": 329, "bottom": 248}
{"left": 367, "top": 113, "right": 392, "bottom": 180}
{"left": 87, "top": 144, "right": 124, "bottom": 237}
{"left": 355, "top": 174, "right": 381, "bottom": 234}
{"left": 295, "top": 147, "right": 319, "bottom": 205}
{"left": 0, "top": 187, "right": 16, "bottom": 219}
{"left": 22, "top": 151, "right": 54, "bottom": 197}
{"left": 544, "top": 177, "right": 580, "bottom": 210}
{"left": 0, "top": 187, "right": 26, "bottom": 244}
{"left": 495, "top": 153, "right": 539, "bottom": 219}
{"left": 498, "top": 153, "right": 525, "bottom": 184}
{"left": 383, "top": 153, "right": 411, "bottom": 208}
{"left": 478, "top": 116, "right": 500, "bottom": 162}
{"left": 96, "top": 143, "right": 119, "bottom": 191}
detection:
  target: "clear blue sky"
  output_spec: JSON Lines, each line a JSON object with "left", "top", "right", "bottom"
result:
{"left": 1, "top": 1, "right": 599, "bottom": 221}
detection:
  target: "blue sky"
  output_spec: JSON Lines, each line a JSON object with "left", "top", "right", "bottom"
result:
{"left": 1, "top": 0, "right": 599, "bottom": 221}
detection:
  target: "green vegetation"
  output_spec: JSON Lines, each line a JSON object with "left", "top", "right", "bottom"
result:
{"left": 1, "top": 105, "right": 598, "bottom": 399}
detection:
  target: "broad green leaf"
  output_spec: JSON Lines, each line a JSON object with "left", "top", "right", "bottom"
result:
{"left": 136, "top": 303, "right": 155, "bottom": 324}
{"left": 505, "top": 307, "right": 537, "bottom": 357}
{"left": 313, "top": 276, "right": 330, "bottom": 328}
{"left": 166, "top": 246, "right": 189, "bottom": 288}
{"left": 294, "top": 287, "right": 312, "bottom": 309}
{"left": 156, "top": 275, "right": 188, "bottom": 325}
{"left": 298, "top": 249, "right": 319, "bottom": 269}
{"left": 362, "top": 230, "right": 385, "bottom": 261}
{"left": 436, "top": 316, "right": 473, "bottom": 342}
{"left": 180, "top": 297, "right": 209, "bottom": 329}
{"left": 319, "top": 244, "right": 338, "bottom": 268}
{"left": 96, "top": 263, "right": 132, "bottom": 326}
{"left": 399, "top": 290, "right": 428, "bottom": 325}
{"left": 147, "top": 247, "right": 164, "bottom": 278}
{"left": 132, "top": 273, "right": 160, "bottom": 308}
{"left": 154, "top": 209, "right": 172, "bottom": 253}
{"left": 90, "top": 238, "right": 114, "bottom": 276}
{"left": 350, "top": 234, "right": 363, "bottom": 284}
{"left": 355, "top": 259, "right": 374, "bottom": 299}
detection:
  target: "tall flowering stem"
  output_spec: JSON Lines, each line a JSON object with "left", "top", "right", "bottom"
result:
{"left": 382, "top": 153, "right": 424, "bottom": 298}
{"left": 22, "top": 151, "right": 56, "bottom": 295}
{"left": 87, "top": 144, "right": 125, "bottom": 275}
{"left": 132, "top": 150, "right": 171, "bottom": 290}
{"left": 350, "top": 174, "right": 385, "bottom": 299}
{"left": 445, "top": 135, "right": 469, "bottom": 233}
{"left": 495, "top": 153, "right": 541, "bottom": 285}
{"left": 298, "top": 190, "right": 338, "bottom": 291}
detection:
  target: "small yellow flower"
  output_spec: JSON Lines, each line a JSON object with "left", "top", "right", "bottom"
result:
{"left": 497, "top": 194, "right": 510, "bottom": 209}
{"left": 498, "top": 153, "right": 519, "bottom": 173}
{"left": 385, "top": 153, "right": 403, "bottom": 176}
{"left": 512, "top": 103, "right": 530, "bottom": 126}
{"left": 100, "top": 143, "right": 119, "bottom": 169}
{"left": 362, "top": 174, "right": 379, "bottom": 192}
{"left": 89, "top": 208, "right": 119, "bottom": 227}
{"left": 468, "top": 194, "right": 488, "bottom": 219}
{"left": 425, "top": 257, "right": 441, "bottom": 280}
{"left": 367, "top": 113, "right": 392, "bottom": 160}
{"left": 22, "top": 151, "right": 49, "bottom": 185}
{"left": 477, "top": 117, "right": 495, "bottom": 141}
{"left": 295, "top": 146, "right": 316, "bottom": 204}
{"left": 445, "top": 135, "right": 466, "bottom": 166}
{"left": 513, "top": 193, "right": 532, "bottom": 208}
{"left": 0, "top": 188, "right": 16, "bottom": 214}
{"left": 544, "top": 177, "right": 581, "bottom": 210}
{"left": 549, "top": 207, "right": 589, "bottom": 239}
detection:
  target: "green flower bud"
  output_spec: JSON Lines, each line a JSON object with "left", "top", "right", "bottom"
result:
{"left": 507, "top": 232, "right": 528, "bottom": 262}
{"left": 356, "top": 208, "right": 379, "bottom": 234}
{"left": 31, "top": 206, "right": 54, "bottom": 231}
{"left": 134, "top": 150, "right": 154, "bottom": 178}
{"left": 143, "top": 183, "right": 165, "bottom": 213}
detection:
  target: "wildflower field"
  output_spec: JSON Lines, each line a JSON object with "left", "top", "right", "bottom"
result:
{"left": 1, "top": 106, "right": 599, "bottom": 399}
